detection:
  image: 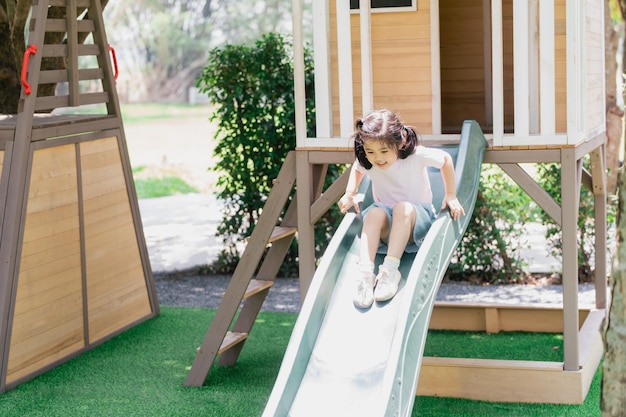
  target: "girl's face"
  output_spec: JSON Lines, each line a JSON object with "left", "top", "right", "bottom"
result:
{"left": 363, "top": 140, "right": 398, "bottom": 169}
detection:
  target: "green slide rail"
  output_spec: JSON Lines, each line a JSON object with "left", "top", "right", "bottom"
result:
{"left": 262, "top": 120, "right": 487, "bottom": 417}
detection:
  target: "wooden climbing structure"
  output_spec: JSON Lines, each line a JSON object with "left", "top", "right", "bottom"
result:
{"left": 0, "top": 0, "right": 158, "bottom": 392}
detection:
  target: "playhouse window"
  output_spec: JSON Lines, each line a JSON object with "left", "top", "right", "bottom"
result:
{"left": 350, "top": 0, "right": 416, "bottom": 12}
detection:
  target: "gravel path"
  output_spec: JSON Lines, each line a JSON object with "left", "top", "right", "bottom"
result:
{"left": 154, "top": 272, "right": 600, "bottom": 313}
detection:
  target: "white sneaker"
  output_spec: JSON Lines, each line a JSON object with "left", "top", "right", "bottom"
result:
{"left": 354, "top": 272, "right": 376, "bottom": 308}
{"left": 374, "top": 266, "right": 401, "bottom": 302}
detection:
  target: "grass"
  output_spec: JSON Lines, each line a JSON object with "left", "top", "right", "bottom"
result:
{"left": 0, "top": 307, "right": 601, "bottom": 417}
{"left": 132, "top": 165, "right": 199, "bottom": 199}
{"left": 134, "top": 176, "right": 198, "bottom": 199}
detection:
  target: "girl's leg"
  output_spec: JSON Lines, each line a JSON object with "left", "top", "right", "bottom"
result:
{"left": 375, "top": 202, "right": 416, "bottom": 302}
{"left": 354, "top": 207, "right": 389, "bottom": 308}
{"left": 386, "top": 202, "right": 417, "bottom": 259}
{"left": 360, "top": 207, "right": 389, "bottom": 264}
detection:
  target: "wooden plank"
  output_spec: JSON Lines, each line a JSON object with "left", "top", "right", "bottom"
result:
{"left": 31, "top": 117, "right": 119, "bottom": 141}
{"left": 11, "top": 289, "right": 83, "bottom": 337}
{"left": 88, "top": 291, "right": 151, "bottom": 343}
{"left": 39, "top": 68, "right": 103, "bottom": 84}
{"left": 484, "top": 307, "right": 500, "bottom": 333}
{"left": 429, "top": 303, "right": 590, "bottom": 333}
{"left": 84, "top": 238, "right": 142, "bottom": 274}
{"left": 9, "top": 210, "right": 83, "bottom": 382}
{"left": 45, "top": 19, "right": 95, "bottom": 33}
{"left": 310, "top": 168, "right": 350, "bottom": 223}
{"left": 13, "top": 256, "right": 81, "bottom": 300}
{"left": 49, "top": 0, "right": 90, "bottom": 6}
{"left": 296, "top": 152, "right": 316, "bottom": 298}
{"left": 219, "top": 332, "right": 248, "bottom": 354}
{"left": 79, "top": 188, "right": 128, "bottom": 212}
{"left": 85, "top": 242, "right": 150, "bottom": 343}
{"left": 578, "top": 309, "right": 605, "bottom": 366}
{"left": 66, "top": 0, "right": 79, "bottom": 106}
{"left": 268, "top": 226, "right": 297, "bottom": 243}
{"left": 40, "top": 44, "right": 100, "bottom": 58}
{"left": 34, "top": 92, "right": 109, "bottom": 112}
{"left": 79, "top": 135, "right": 119, "bottom": 154}
{"left": 417, "top": 357, "right": 584, "bottom": 403}
{"left": 80, "top": 137, "right": 153, "bottom": 343}
{"left": 84, "top": 260, "right": 146, "bottom": 298}
{"left": 6, "top": 316, "right": 84, "bottom": 383}
{"left": 26, "top": 146, "right": 78, "bottom": 212}
{"left": 244, "top": 280, "right": 274, "bottom": 299}
{"left": 20, "top": 204, "right": 78, "bottom": 242}
{"left": 81, "top": 174, "right": 127, "bottom": 199}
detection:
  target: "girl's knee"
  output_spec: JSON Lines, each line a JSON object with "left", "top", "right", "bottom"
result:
{"left": 392, "top": 202, "right": 416, "bottom": 221}
{"left": 363, "top": 207, "right": 389, "bottom": 227}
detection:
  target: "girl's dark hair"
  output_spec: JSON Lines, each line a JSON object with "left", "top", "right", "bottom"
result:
{"left": 352, "top": 109, "right": 421, "bottom": 169}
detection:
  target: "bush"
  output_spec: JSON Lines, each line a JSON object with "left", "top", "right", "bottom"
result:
{"left": 536, "top": 159, "right": 615, "bottom": 282}
{"left": 447, "top": 165, "right": 538, "bottom": 284}
{"left": 197, "top": 32, "right": 343, "bottom": 275}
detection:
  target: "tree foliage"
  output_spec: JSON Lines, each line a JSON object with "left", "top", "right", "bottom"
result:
{"left": 535, "top": 160, "right": 616, "bottom": 283}
{"left": 197, "top": 32, "right": 334, "bottom": 275}
{"left": 103, "top": 0, "right": 215, "bottom": 101}
{"left": 102, "top": 0, "right": 305, "bottom": 102}
{"left": 448, "top": 166, "right": 536, "bottom": 283}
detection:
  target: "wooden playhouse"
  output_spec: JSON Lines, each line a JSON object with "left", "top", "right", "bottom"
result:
{"left": 0, "top": 0, "right": 159, "bottom": 392}
{"left": 187, "top": 0, "right": 608, "bottom": 405}
{"left": 293, "top": 0, "right": 608, "bottom": 404}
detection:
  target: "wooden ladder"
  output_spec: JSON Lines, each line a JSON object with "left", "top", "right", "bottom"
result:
{"left": 185, "top": 151, "right": 301, "bottom": 386}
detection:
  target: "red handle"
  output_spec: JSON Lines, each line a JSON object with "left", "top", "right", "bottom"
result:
{"left": 21, "top": 44, "right": 38, "bottom": 95}
{"left": 108, "top": 45, "right": 119, "bottom": 81}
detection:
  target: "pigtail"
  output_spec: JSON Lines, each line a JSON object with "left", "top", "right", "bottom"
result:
{"left": 352, "top": 118, "right": 373, "bottom": 169}
{"left": 398, "top": 125, "right": 420, "bottom": 159}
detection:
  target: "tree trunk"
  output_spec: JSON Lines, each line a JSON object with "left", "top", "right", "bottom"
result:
{"left": 605, "top": 0, "right": 623, "bottom": 195}
{"left": 602, "top": 166, "right": 626, "bottom": 415}
{"left": 603, "top": 6, "right": 626, "bottom": 413}
{"left": 0, "top": 21, "right": 20, "bottom": 114}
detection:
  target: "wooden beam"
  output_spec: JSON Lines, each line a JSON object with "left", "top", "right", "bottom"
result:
{"left": 560, "top": 148, "right": 580, "bottom": 371}
{"left": 498, "top": 163, "right": 561, "bottom": 225}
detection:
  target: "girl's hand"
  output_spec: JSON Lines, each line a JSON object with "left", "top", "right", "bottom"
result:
{"left": 338, "top": 192, "right": 359, "bottom": 214}
{"left": 442, "top": 194, "right": 465, "bottom": 221}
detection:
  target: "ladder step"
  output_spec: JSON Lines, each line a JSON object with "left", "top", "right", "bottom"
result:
{"left": 219, "top": 331, "right": 248, "bottom": 354}
{"left": 244, "top": 279, "right": 273, "bottom": 299}
{"left": 269, "top": 226, "right": 297, "bottom": 243}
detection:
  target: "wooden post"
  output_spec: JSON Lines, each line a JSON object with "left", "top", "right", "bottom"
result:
{"left": 561, "top": 147, "right": 580, "bottom": 371}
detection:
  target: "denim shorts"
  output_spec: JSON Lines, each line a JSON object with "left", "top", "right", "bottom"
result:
{"left": 361, "top": 202, "right": 436, "bottom": 253}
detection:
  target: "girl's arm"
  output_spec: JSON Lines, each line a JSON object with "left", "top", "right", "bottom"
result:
{"left": 338, "top": 163, "right": 365, "bottom": 214}
{"left": 439, "top": 154, "right": 465, "bottom": 220}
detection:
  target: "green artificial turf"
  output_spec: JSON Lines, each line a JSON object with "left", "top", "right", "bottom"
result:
{"left": 0, "top": 307, "right": 601, "bottom": 417}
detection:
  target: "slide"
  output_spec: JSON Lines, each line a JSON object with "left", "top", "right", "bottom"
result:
{"left": 262, "top": 120, "right": 487, "bottom": 417}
